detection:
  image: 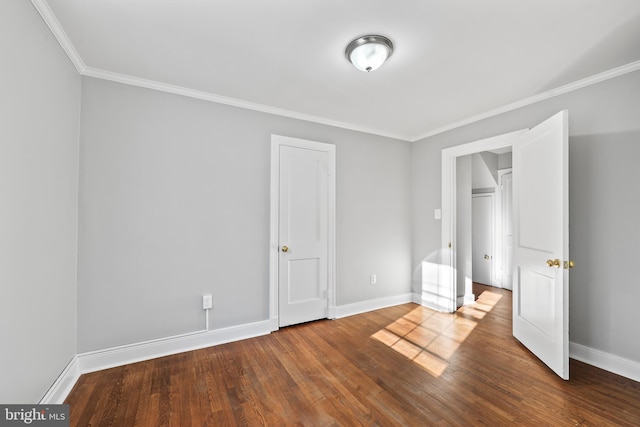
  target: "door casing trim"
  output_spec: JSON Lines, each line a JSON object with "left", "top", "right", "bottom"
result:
{"left": 440, "top": 129, "right": 525, "bottom": 313}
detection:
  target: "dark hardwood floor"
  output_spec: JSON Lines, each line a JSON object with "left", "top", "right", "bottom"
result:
{"left": 65, "top": 284, "right": 640, "bottom": 426}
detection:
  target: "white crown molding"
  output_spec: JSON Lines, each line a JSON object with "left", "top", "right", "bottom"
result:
{"left": 82, "top": 66, "right": 410, "bottom": 141}
{"left": 411, "top": 60, "right": 640, "bottom": 141}
{"left": 30, "top": 0, "right": 86, "bottom": 73}
{"left": 29, "top": 0, "right": 407, "bottom": 140}
{"left": 32, "top": 2, "right": 640, "bottom": 143}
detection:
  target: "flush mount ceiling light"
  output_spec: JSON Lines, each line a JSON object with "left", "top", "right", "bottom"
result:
{"left": 345, "top": 35, "right": 394, "bottom": 72}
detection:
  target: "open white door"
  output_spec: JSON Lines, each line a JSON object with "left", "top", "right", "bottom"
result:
{"left": 512, "top": 111, "right": 570, "bottom": 379}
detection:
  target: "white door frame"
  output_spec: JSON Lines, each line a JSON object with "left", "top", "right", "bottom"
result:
{"left": 441, "top": 130, "right": 525, "bottom": 312}
{"left": 269, "top": 135, "right": 337, "bottom": 331}
{"left": 496, "top": 168, "right": 513, "bottom": 290}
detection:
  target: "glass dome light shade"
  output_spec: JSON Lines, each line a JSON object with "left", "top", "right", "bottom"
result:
{"left": 345, "top": 35, "right": 393, "bottom": 72}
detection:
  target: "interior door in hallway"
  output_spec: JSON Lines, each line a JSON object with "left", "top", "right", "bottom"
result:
{"left": 472, "top": 194, "right": 493, "bottom": 286}
{"left": 273, "top": 136, "right": 335, "bottom": 327}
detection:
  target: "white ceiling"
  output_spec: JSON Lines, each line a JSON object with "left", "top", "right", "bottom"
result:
{"left": 34, "top": 0, "right": 640, "bottom": 141}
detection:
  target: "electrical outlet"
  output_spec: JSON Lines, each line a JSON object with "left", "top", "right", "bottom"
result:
{"left": 370, "top": 274, "right": 377, "bottom": 285}
{"left": 202, "top": 294, "right": 212, "bottom": 310}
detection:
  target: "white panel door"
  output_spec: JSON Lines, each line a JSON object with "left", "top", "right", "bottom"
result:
{"left": 277, "top": 142, "right": 330, "bottom": 327}
{"left": 472, "top": 194, "right": 493, "bottom": 286}
{"left": 512, "top": 111, "right": 569, "bottom": 379}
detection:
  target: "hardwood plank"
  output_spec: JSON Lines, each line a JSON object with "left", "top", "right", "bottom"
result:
{"left": 66, "top": 284, "right": 640, "bottom": 426}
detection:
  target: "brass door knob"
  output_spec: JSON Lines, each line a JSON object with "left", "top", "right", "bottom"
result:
{"left": 564, "top": 260, "right": 575, "bottom": 269}
{"left": 281, "top": 246, "right": 289, "bottom": 253}
{"left": 484, "top": 254, "right": 490, "bottom": 260}
{"left": 546, "top": 259, "right": 561, "bottom": 268}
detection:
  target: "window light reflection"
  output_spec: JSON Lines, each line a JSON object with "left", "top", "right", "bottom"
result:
{"left": 372, "top": 290, "right": 503, "bottom": 377}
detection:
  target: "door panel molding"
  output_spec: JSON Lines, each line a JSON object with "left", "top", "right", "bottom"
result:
{"left": 269, "top": 135, "right": 336, "bottom": 331}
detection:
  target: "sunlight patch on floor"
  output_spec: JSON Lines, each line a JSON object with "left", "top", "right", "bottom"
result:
{"left": 371, "top": 290, "right": 503, "bottom": 377}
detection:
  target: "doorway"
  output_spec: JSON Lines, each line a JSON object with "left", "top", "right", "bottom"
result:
{"left": 440, "top": 111, "right": 570, "bottom": 379}
{"left": 453, "top": 150, "right": 512, "bottom": 306}
{"left": 469, "top": 148, "right": 514, "bottom": 290}
{"left": 442, "top": 131, "right": 523, "bottom": 311}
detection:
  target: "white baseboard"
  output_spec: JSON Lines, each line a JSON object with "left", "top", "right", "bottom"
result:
{"left": 335, "top": 293, "right": 414, "bottom": 319}
{"left": 39, "top": 320, "right": 272, "bottom": 404}
{"left": 412, "top": 292, "right": 422, "bottom": 304}
{"left": 78, "top": 320, "right": 272, "bottom": 374}
{"left": 39, "top": 356, "right": 81, "bottom": 404}
{"left": 456, "top": 294, "right": 475, "bottom": 307}
{"left": 39, "top": 321, "right": 271, "bottom": 404}
{"left": 43, "top": 310, "right": 639, "bottom": 406}
{"left": 416, "top": 292, "right": 454, "bottom": 313}
{"left": 570, "top": 342, "right": 640, "bottom": 382}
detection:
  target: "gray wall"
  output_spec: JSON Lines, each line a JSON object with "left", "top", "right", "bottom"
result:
{"left": 498, "top": 152, "right": 513, "bottom": 170}
{"left": 472, "top": 152, "right": 499, "bottom": 190}
{"left": 7, "top": 0, "right": 637, "bottom": 396}
{"left": 0, "top": 2, "right": 80, "bottom": 402}
{"left": 412, "top": 69, "right": 640, "bottom": 363}
{"left": 78, "top": 77, "right": 412, "bottom": 352}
